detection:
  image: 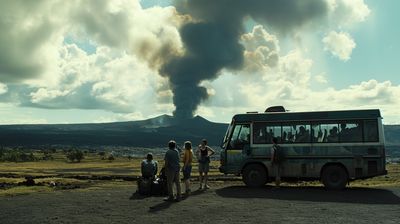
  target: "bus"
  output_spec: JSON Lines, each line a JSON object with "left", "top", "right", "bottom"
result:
{"left": 219, "top": 107, "right": 387, "bottom": 190}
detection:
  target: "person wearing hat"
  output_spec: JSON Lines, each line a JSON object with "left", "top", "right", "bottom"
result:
{"left": 163, "top": 140, "right": 182, "bottom": 202}
{"left": 141, "top": 153, "right": 158, "bottom": 180}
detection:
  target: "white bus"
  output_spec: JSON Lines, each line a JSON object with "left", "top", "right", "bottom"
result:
{"left": 219, "top": 107, "right": 387, "bottom": 190}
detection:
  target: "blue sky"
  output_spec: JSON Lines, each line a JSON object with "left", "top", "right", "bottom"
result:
{"left": 323, "top": 0, "right": 400, "bottom": 88}
{"left": 0, "top": 0, "right": 399, "bottom": 124}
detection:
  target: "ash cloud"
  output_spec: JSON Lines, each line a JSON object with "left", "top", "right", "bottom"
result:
{"left": 163, "top": 0, "right": 328, "bottom": 119}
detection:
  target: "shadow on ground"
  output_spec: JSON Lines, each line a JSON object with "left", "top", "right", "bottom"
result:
{"left": 215, "top": 186, "right": 400, "bottom": 205}
{"left": 147, "top": 189, "right": 207, "bottom": 213}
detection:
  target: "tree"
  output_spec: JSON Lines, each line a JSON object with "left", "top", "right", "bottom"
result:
{"left": 75, "top": 150, "right": 84, "bottom": 162}
{"left": 66, "top": 150, "right": 84, "bottom": 163}
{"left": 98, "top": 151, "right": 106, "bottom": 160}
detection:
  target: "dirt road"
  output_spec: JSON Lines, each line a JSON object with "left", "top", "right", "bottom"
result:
{"left": 1, "top": 182, "right": 400, "bottom": 224}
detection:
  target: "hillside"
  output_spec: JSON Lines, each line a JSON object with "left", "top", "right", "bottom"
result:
{"left": 384, "top": 125, "right": 400, "bottom": 145}
{"left": 0, "top": 115, "right": 399, "bottom": 151}
{"left": 0, "top": 115, "right": 228, "bottom": 148}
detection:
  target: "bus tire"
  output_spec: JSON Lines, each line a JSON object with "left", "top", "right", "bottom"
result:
{"left": 242, "top": 164, "right": 267, "bottom": 187}
{"left": 321, "top": 165, "right": 348, "bottom": 190}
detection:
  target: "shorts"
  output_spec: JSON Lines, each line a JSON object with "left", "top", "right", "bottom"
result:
{"left": 198, "top": 162, "right": 210, "bottom": 173}
{"left": 182, "top": 165, "right": 192, "bottom": 180}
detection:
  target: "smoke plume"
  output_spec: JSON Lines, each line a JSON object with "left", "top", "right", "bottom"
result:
{"left": 160, "top": 0, "right": 328, "bottom": 120}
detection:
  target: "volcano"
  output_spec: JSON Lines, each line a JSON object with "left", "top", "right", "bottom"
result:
{"left": 0, "top": 115, "right": 228, "bottom": 148}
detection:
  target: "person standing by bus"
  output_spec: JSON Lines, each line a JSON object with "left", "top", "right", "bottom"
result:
{"left": 271, "top": 137, "right": 283, "bottom": 187}
{"left": 182, "top": 141, "right": 193, "bottom": 196}
{"left": 164, "top": 140, "right": 181, "bottom": 202}
{"left": 197, "top": 139, "right": 215, "bottom": 190}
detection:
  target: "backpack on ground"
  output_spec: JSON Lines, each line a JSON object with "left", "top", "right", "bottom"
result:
{"left": 137, "top": 177, "right": 152, "bottom": 195}
{"left": 151, "top": 178, "right": 168, "bottom": 196}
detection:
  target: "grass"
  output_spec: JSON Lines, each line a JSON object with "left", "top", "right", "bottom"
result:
{"left": 350, "top": 164, "right": 400, "bottom": 187}
{"left": 0, "top": 152, "right": 221, "bottom": 177}
{"left": 1, "top": 152, "right": 399, "bottom": 196}
{"left": 0, "top": 152, "right": 221, "bottom": 196}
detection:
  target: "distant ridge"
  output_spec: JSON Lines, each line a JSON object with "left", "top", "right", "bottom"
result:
{"left": 0, "top": 115, "right": 228, "bottom": 148}
{"left": 0, "top": 115, "right": 399, "bottom": 150}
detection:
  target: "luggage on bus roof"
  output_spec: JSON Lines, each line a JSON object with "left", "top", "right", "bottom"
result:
{"left": 265, "top": 106, "right": 286, "bottom": 113}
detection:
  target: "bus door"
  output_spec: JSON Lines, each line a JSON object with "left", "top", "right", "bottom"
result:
{"left": 226, "top": 123, "right": 250, "bottom": 173}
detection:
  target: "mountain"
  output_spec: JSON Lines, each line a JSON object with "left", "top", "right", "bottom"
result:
{"left": 0, "top": 115, "right": 399, "bottom": 152}
{"left": 384, "top": 125, "right": 400, "bottom": 145}
{"left": 0, "top": 115, "right": 228, "bottom": 148}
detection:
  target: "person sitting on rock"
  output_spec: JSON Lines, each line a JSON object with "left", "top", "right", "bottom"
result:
{"left": 141, "top": 153, "right": 158, "bottom": 180}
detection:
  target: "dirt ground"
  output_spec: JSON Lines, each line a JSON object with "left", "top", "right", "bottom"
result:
{"left": 1, "top": 181, "right": 400, "bottom": 224}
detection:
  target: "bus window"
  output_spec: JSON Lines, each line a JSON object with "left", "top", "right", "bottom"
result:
{"left": 253, "top": 123, "right": 267, "bottom": 144}
{"left": 222, "top": 120, "right": 235, "bottom": 148}
{"left": 312, "top": 123, "right": 338, "bottom": 143}
{"left": 229, "top": 124, "right": 250, "bottom": 149}
{"left": 294, "top": 124, "right": 311, "bottom": 143}
{"left": 364, "top": 120, "right": 378, "bottom": 142}
{"left": 339, "top": 121, "right": 362, "bottom": 142}
{"left": 311, "top": 124, "right": 320, "bottom": 142}
{"left": 282, "top": 125, "right": 296, "bottom": 143}
{"left": 253, "top": 123, "right": 281, "bottom": 144}
{"left": 266, "top": 124, "right": 281, "bottom": 143}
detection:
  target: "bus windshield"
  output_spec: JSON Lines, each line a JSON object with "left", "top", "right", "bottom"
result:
{"left": 221, "top": 119, "right": 235, "bottom": 149}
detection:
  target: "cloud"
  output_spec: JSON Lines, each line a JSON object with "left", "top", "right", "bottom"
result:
{"left": 314, "top": 74, "right": 328, "bottom": 84}
{"left": 0, "top": 83, "right": 7, "bottom": 95}
{"left": 242, "top": 25, "right": 280, "bottom": 72}
{"left": 69, "top": 0, "right": 184, "bottom": 67}
{"left": 0, "top": 0, "right": 182, "bottom": 116}
{"left": 322, "top": 31, "right": 356, "bottom": 61}
{"left": 327, "top": 0, "right": 371, "bottom": 28}
{"left": 23, "top": 44, "right": 168, "bottom": 114}
{"left": 0, "top": 0, "right": 68, "bottom": 83}
{"left": 2, "top": 0, "right": 396, "bottom": 124}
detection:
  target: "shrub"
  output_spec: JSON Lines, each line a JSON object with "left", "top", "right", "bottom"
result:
{"left": 42, "top": 151, "right": 54, "bottom": 161}
{"left": 0, "top": 149, "right": 36, "bottom": 162}
{"left": 108, "top": 154, "right": 115, "bottom": 162}
{"left": 66, "top": 150, "right": 84, "bottom": 163}
{"left": 98, "top": 151, "right": 106, "bottom": 160}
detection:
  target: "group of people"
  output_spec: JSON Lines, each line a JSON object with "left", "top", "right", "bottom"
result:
{"left": 139, "top": 139, "right": 215, "bottom": 202}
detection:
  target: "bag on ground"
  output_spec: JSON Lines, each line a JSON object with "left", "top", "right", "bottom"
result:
{"left": 137, "top": 177, "right": 152, "bottom": 195}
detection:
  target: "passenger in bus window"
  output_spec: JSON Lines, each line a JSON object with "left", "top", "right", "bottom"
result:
{"left": 296, "top": 126, "right": 309, "bottom": 142}
{"left": 287, "top": 131, "right": 294, "bottom": 143}
{"left": 316, "top": 129, "right": 323, "bottom": 142}
{"left": 327, "top": 126, "right": 338, "bottom": 142}
{"left": 322, "top": 129, "right": 328, "bottom": 142}
{"left": 340, "top": 123, "right": 350, "bottom": 141}
{"left": 282, "top": 131, "right": 287, "bottom": 143}
{"left": 253, "top": 127, "right": 263, "bottom": 144}
{"left": 351, "top": 123, "right": 363, "bottom": 142}
{"left": 266, "top": 128, "right": 273, "bottom": 143}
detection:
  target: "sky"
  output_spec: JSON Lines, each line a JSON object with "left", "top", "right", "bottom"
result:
{"left": 0, "top": 0, "right": 399, "bottom": 124}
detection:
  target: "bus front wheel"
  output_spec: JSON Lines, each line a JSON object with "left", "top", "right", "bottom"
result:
{"left": 242, "top": 164, "right": 267, "bottom": 187}
{"left": 322, "top": 165, "right": 348, "bottom": 190}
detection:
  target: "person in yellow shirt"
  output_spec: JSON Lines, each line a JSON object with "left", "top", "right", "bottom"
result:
{"left": 182, "top": 141, "right": 193, "bottom": 196}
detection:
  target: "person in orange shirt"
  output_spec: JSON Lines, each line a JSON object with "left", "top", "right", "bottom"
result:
{"left": 182, "top": 141, "right": 193, "bottom": 196}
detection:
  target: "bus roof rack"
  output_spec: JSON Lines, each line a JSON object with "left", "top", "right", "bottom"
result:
{"left": 265, "top": 106, "right": 286, "bottom": 113}
{"left": 246, "top": 111, "right": 258, "bottom": 114}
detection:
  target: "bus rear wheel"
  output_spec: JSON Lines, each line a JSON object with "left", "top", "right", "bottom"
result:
{"left": 242, "top": 164, "right": 267, "bottom": 187}
{"left": 322, "top": 165, "right": 348, "bottom": 190}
